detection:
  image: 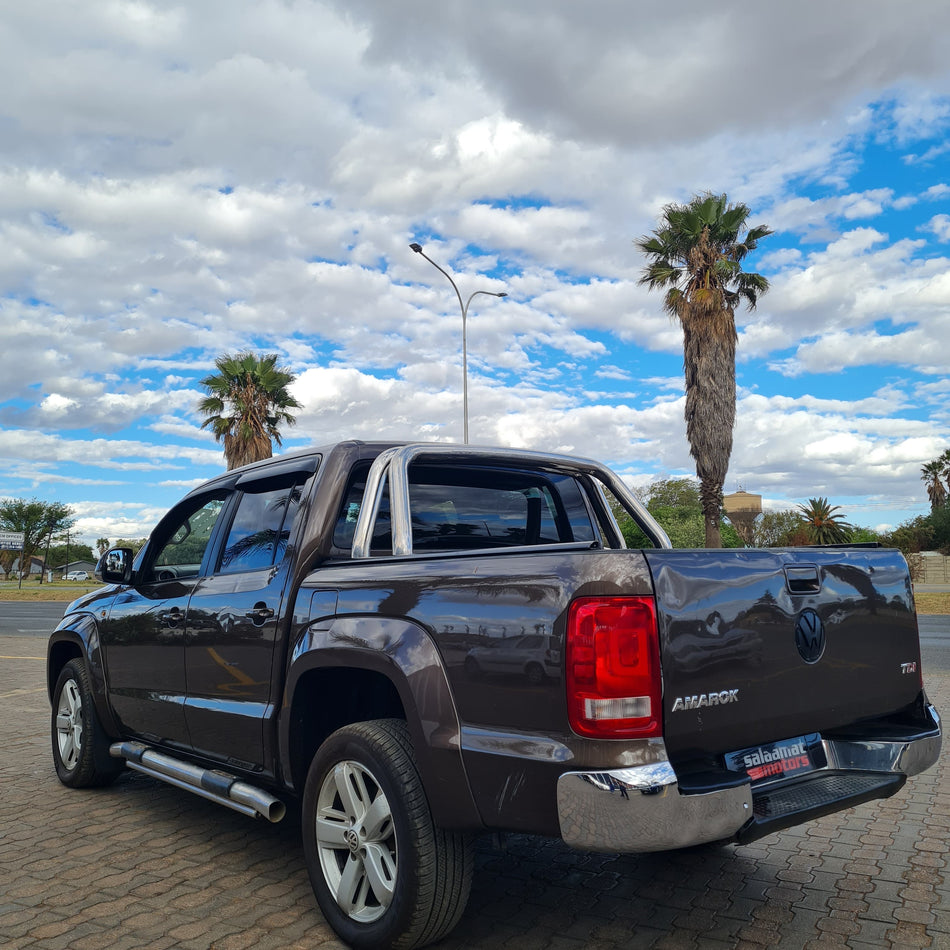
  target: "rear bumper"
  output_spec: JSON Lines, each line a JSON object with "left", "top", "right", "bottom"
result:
{"left": 556, "top": 703, "right": 941, "bottom": 852}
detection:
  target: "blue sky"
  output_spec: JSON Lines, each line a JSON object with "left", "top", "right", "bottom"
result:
{"left": 1, "top": 1, "right": 949, "bottom": 545}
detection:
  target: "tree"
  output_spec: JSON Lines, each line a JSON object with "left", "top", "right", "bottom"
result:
{"left": 197, "top": 351, "right": 302, "bottom": 471}
{"left": 797, "top": 497, "right": 853, "bottom": 545}
{"left": 921, "top": 460, "right": 948, "bottom": 511}
{"left": 753, "top": 509, "right": 810, "bottom": 547}
{"left": 637, "top": 192, "right": 772, "bottom": 547}
{"left": 0, "top": 498, "right": 75, "bottom": 586}
{"left": 849, "top": 526, "right": 882, "bottom": 544}
{"left": 47, "top": 541, "right": 96, "bottom": 571}
{"left": 114, "top": 537, "right": 149, "bottom": 555}
{"left": 881, "top": 515, "right": 935, "bottom": 557}
{"left": 618, "top": 477, "right": 742, "bottom": 549}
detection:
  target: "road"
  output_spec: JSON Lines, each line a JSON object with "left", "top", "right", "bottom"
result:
{"left": 0, "top": 600, "right": 67, "bottom": 637}
{"left": 918, "top": 615, "right": 950, "bottom": 672}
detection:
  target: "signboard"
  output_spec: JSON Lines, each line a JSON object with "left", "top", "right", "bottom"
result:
{"left": 0, "top": 531, "right": 25, "bottom": 550}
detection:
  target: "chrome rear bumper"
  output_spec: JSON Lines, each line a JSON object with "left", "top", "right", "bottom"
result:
{"left": 556, "top": 704, "right": 941, "bottom": 853}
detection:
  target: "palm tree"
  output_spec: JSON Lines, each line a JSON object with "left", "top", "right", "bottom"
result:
{"left": 940, "top": 449, "right": 950, "bottom": 499}
{"left": 921, "top": 459, "right": 948, "bottom": 511}
{"left": 198, "top": 351, "right": 302, "bottom": 471}
{"left": 797, "top": 497, "right": 852, "bottom": 545}
{"left": 637, "top": 192, "right": 772, "bottom": 547}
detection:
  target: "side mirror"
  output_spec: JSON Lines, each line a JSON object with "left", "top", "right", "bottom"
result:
{"left": 97, "top": 547, "right": 135, "bottom": 585}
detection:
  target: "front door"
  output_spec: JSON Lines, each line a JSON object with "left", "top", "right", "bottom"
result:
{"left": 100, "top": 492, "right": 228, "bottom": 747}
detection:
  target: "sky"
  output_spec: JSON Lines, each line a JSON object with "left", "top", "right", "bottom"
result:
{"left": 1, "top": 0, "right": 949, "bottom": 547}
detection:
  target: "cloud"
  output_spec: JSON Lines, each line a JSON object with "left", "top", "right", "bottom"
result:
{"left": 927, "top": 214, "right": 950, "bottom": 241}
{"left": 333, "top": 0, "right": 950, "bottom": 148}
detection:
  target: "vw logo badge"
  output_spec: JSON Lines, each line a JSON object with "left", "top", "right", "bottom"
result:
{"left": 795, "top": 608, "right": 825, "bottom": 664}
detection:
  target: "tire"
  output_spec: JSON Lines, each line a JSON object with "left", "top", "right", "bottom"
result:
{"left": 302, "top": 719, "right": 473, "bottom": 950}
{"left": 51, "top": 659, "right": 122, "bottom": 788}
{"left": 525, "top": 662, "right": 545, "bottom": 685}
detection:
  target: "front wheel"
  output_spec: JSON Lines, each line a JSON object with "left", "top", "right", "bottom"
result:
{"left": 302, "top": 719, "right": 473, "bottom": 950}
{"left": 51, "top": 659, "right": 122, "bottom": 787}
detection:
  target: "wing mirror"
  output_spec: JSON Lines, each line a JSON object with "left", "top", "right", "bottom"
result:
{"left": 97, "top": 547, "right": 135, "bottom": 585}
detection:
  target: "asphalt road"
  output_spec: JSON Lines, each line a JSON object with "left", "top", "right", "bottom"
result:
{"left": 918, "top": 615, "right": 950, "bottom": 673}
{"left": 0, "top": 600, "right": 67, "bottom": 636}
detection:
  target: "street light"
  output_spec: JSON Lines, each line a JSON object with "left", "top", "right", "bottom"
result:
{"left": 409, "top": 242, "right": 507, "bottom": 443}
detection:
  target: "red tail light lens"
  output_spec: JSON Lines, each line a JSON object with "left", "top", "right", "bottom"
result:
{"left": 566, "top": 596, "right": 662, "bottom": 739}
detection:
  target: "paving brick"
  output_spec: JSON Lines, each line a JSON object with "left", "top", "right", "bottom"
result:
{"left": 4, "top": 634, "right": 949, "bottom": 950}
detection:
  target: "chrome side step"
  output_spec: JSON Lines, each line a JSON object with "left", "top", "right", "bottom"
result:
{"left": 110, "top": 741, "right": 286, "bottom": 823}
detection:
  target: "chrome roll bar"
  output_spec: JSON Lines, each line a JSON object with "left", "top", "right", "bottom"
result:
{"left": 350, "top": 443, "right": 671, "bottom": 558}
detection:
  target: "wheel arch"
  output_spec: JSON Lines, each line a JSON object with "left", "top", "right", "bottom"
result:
{"left": 47, "top": 614, "right": 120, "bottom": 737}
{"left": 280, "top": 614, "right": 483, "bottom": 831}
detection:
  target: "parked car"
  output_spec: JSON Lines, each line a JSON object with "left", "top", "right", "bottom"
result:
{"left": 63, "top": 571, "right": 89, "bottom": 581}
{"left": 465, "top": 633, "right": 561, "bottom": 683}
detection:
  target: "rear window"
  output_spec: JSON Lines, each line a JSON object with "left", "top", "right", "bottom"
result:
{"left": 333, "top": 464, "right": 596, "bottom": 554}
{"left": 218, "top": 483, "right": 303, "bottom": 573}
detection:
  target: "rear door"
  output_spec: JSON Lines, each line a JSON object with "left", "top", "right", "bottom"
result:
{"left": 643, "top": 547, "right": 923, "bottom": 765}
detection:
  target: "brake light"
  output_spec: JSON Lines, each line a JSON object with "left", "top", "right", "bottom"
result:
{"left": 566, "top": 596, "right": 662, "bottom": 739}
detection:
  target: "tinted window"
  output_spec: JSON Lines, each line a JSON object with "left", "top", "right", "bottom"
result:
{"left": 334, "top": 464, "right": 595, "bottom": 554}
{"left": 219, "top": 483, "right": 302, "bottom": 573}
{"left": 334, "top": 474, "right": 392, "bottom": 555}
{"left": 149, "top": 494, "right": 227, "bottom": 580}
{"left": 409, "top": 471, "right": 594, "bottom": 550}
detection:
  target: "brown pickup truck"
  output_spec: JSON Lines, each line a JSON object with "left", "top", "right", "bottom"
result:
{"left": 48, "top": 441, "right": 942, "bottom": 949}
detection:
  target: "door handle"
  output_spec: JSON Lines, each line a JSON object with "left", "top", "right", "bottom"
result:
{"left": 245, "top": 604, "right": 275, "bottom": 624}
{"left": 158, "top": 607, "right": 183, "bottom": 627}
{"left": 785, "top": 565, "right": 821, "bottom": 594}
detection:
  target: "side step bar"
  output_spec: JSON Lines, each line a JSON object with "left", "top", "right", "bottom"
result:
{"left": 110, "top": 741, "right": 286, "bottom": 823}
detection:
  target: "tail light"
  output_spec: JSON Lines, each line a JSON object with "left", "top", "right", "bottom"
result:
{"left": 566, "top": 596, "right": 662, "bottom": 739}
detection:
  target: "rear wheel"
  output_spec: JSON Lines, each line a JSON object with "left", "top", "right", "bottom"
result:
{"left": 51, "top": 659, "right": 122, "bottom": 787}
{"left": 302, "top": 719, "right": 472, "bottom": 950}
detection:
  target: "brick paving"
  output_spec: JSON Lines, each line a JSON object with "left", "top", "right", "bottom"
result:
{"left": 1, "top": 633, "right": 947, "bottom": 949}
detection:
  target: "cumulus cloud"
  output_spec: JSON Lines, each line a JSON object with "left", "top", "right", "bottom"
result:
{"left": 927, "top": 214, "right": 950, "bottom": 241}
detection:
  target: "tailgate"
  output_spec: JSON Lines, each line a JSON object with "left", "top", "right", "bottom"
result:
{"left": 642, "top": 547, "right": 924, "bottom": 768}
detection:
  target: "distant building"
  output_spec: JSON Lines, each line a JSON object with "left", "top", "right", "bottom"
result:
{"left": 53, "top": 559, "right": 98, "bottom": 577}
{"left": 10, "top": 556, "right": 46, "bottom": 576}
{"left": 723, "top": 490, "right": 762, "bottom": 546}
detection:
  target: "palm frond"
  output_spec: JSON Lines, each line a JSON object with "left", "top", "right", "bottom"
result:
{"left": 196, "top": 350, "right": 301, "bottom": 470}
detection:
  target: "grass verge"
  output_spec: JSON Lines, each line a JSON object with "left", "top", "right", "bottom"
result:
{"left": 0, "top": 583, "right": 99, "bottom": 602}
{"left": 914, "top": 592, "right": 950, "bottom": 615}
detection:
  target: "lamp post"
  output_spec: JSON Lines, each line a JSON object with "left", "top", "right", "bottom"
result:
{"left": 409, "top": 243, "right": 506, "bottom": 443}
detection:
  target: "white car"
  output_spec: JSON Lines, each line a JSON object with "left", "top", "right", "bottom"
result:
{"left": 63, "top": 571, "right": 89, "bottom": 581}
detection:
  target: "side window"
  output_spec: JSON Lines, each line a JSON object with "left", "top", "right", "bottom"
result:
{"left": 149, "top": 495, "right": 228, "bottom": 581}
{"left": 408, "top": 467, "right": 596, "bottom": 551}
{"left": 549, "top": 475, "right": 596, "bottom": 543}
{"left": 333, "top": 471, "right": 392, "bottom": 555}
{"left": 219, "top": 483, "right": 303, "bottom": 574}
{"left": 333, "top": 462, "right": 598, "bottom": 556}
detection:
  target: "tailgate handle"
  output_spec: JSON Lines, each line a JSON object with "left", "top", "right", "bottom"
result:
{"left": 785, "top": 565, "right": 821, "bottom": 594}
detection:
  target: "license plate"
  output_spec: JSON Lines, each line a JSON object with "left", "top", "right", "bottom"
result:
{"left": 724, "top": 734, "right": 823, "bottom": 784}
